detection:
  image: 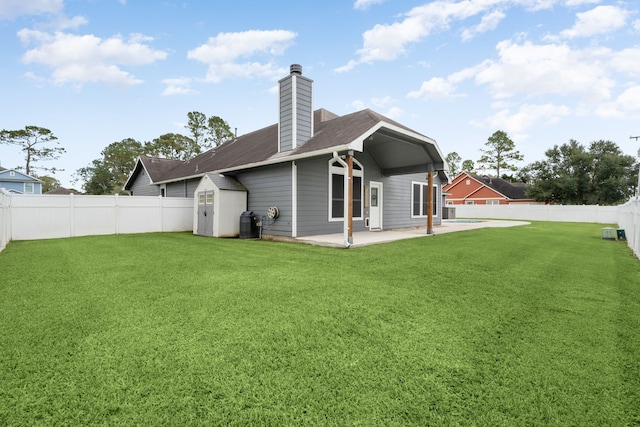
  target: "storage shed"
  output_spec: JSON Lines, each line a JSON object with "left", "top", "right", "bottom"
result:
{"left": 193, "top": 173, "right": 247, "bottom": 237}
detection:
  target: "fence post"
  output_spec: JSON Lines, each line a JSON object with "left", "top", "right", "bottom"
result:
{"left": 69, "top": 193, "right": 75, "bottom": 237}
{"left": 159, "top": 195, "right": 164, "bottom": 233}
{"left": 114, "top": 194, "right": 119, "bottom": 235}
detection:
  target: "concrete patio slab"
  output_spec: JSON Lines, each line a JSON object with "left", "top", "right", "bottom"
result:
{"left": 295, "top": 219, "right": 531, "bottom": 248}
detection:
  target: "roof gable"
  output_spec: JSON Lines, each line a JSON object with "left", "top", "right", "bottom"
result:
{"left": 444, "top": 172, "right": 528, "bottom": 200}
{"left": 0, "top": 169, "right": 41, "bottom": 182}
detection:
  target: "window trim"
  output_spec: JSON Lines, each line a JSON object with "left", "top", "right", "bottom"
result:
{"left": 411, "top": 181, "right": 438, "bottom": 219}
{"left": 328, "top": 157, "right": 364, "bottom": 222}
{"left": 24, "top": 182, "right": 35, "bottom": 194}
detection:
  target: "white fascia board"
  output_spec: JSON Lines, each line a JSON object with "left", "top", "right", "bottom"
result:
{"left": 123, "top": 156, "right": 156, "bottom": 191}
{"left": 155, "top": 172, "right": 206, "bottom": 186}
{"left": 212, "top": 145, "right": 355, "bottom": 175}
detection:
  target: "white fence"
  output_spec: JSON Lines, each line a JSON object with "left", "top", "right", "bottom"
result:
{"left": 453, "top": 203, "right": 620, "bottom": 224}
{"left": 0, "top": 191, "right": 193, "bottom": 252}
{"left": 618, "top": 199, "right": 640, "bottom": 259}
{"left": 455, "top": 202, "right": 639, "bottom": 258}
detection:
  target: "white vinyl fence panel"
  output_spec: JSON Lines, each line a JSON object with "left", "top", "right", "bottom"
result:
{"left": 3, "top": 193, "right": 193, "bottom": 244}
{"left": 618, "top": 199, "right": 640, "bottom": 259}
{"left": 0, "top": 190, "right": 11, "bottom": 252}
{"left": 454, "top": 203, "right": 620, "bottom": 224}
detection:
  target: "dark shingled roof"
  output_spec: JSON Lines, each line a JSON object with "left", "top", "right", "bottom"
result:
{"left": 470, "top": 174, "right": 527, "bottom": 199}
{"left": 138, "top": 156, "right": 185, "bottom": 182}
{"left": 45, "top": 186, "right": 80, "bottom": 195}
{"left": 155, "top": 108, "right": 433, "bottom": 184}
{"left": 124, "top": 107, "right": 443, "bottom": 190}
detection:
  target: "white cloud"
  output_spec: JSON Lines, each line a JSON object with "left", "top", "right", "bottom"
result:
{"left": 559, "top": 5, "right": 628, "bottom": 39}
{"left": 408, "top": 77, "right": 459, "bottom": 99}
{"left": 371, "top": 96, "right": 393, "bottom": 108}
{"left": 336, "top": 0, "right": 568, "bottom": 71}
{"left": 18, "top": 30, "right": 168, "bottom": 87}
{"left": 354, "top": 0, "right": 385, "bottom": 10}
{"left": 461, "top": 10, "right": 506, "bottom": 41}
{"left": 351, "top": 100, "right": 367, "bottom": 110}
{"left": 337, "top": 0, "right": 497, "bottom": 71}
{"left": 475, "top": 103, "right": 571, "bottom": 136}
{"left": 634, "top": 19, "right": 640, "bottom": 32}
{"left": 474, "top": 40, "right": 614, "bottom": 101}
{"left": 187, "top": 30, "right": 296, "bottom": 82}
{"left": 610, "top": 47, "right": 640, "bottom": 78}
{"left": 384, "top": 106, "right": 404, "bottom": 120}
{"left": 348, "top": 97, "right": 400, "bottom": 116}
{"left": 0, "top": 0, "right": 62, "bottom": 19}
{"left": 596, "top": 86, "right": 640, "bottom": 118}
{"left": 52, "top": 15, "right": 89, "bottom": 30}
{"left": 162, "top": 78, "right": 197, "bottom": 96}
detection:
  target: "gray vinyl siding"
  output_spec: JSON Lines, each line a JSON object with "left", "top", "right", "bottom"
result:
{"left": 383, "top": 173, "right": 442, "bottom": 229}
{"left": 279, "top": 77, "right": 293, "bottom": 152}
{"left": 166, "top": 178, "right": 200, "bottom": 198}
{"left": 295, "top": 150, "right": 442, "bottom": 236}
{"left": 129, "top": 169, "right": 160, "bottom": 196}
{"left": 296, "top": 156, "right": 342, "bottom": 236}
{"left": 233, "top": 164, "right": 292, "bottom": 237}
{"left": 279, "top": 74, "right": 313, "bottom": 152}
{"left": 295, "top": 77, "right": 313, "bottom": 146}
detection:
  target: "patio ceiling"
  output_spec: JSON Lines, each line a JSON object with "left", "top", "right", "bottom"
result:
{"left": 365, "top": 128, "right": 447, "bottom": 178}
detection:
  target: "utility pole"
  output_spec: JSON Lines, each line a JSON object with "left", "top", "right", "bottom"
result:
{"left": 631, "top": 136, "right": 640, "bottom": 198}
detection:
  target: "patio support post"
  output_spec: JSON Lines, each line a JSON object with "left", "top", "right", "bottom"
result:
{"left": 346, "top": 151, "right": 354, "bottom": 246}
{"left": 427, "top": 165, "right": 434, "bottom": 235}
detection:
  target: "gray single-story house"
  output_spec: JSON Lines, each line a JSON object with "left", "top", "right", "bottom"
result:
{"left": 124, "top": 64, "right": 449, "bottom": 246}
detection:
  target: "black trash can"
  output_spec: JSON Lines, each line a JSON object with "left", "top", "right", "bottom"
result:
{"left": 240, "top": 211, "right": 258, "bottom": 239}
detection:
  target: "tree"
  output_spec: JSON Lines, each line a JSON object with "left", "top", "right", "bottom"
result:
{"left": 38, "top": 175, "right": 61, "bottom": 193}
{"left": 146, "top": 133, "right": 197, "bottom": 160}
{"left": 76, "top": 138, "right": 144, "bottom": 195}
{"left": 461, "top": 160, "right": 475, "bottom": 173}
{"left": 478, "top": 130, "right": 523, "bottom": 177}
{"left": 523, "top": 139, "right": 638, "bottom": 205}
{"left": 0, "top": 126, "right": 65, "bottom": 175}
{"left": 185, "top": 111, "right": 208, "bottom": 149}
{"left": 186, "top": 112, "right": 234, "bottom": 151}
{"left": 206, "top": 116, "right": 234, "bottom": 147}
{"left": 445, "top": 152, "right": 462, "bottom": 176}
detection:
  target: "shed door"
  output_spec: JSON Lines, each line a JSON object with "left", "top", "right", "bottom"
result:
{"left": 197, "top": 191, "right": 214, "bottom": 236}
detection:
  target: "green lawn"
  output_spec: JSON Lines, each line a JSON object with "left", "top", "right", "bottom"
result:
{"left": 1, "top": 222, "right": 639, "bottom": 426}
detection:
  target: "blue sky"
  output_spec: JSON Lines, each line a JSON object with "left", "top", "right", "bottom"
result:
{"left": 1, "top": 0, "right": 639, "bottom": 188}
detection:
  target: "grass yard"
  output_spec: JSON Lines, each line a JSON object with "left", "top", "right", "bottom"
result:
{"left": 1, "top": 222, "right": 639, "bottom": 426}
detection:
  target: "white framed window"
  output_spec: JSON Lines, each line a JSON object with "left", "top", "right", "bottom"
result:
{"left": 446, "top": 201, "right": 454, "bottom": 206}
{"left": 24, "top": 182, "right": 34, "bottom": 193}
{"left": 329, "top": 158, "right": 363, "bottom": 221}
{"left": 486, "top": 200, "right": 500, "bottom": 205}
{"left": 465, "top": 200, "right": 475, "bottom": 205}
{"left": 411, "top": 181, "right": 438, "bottom": 218}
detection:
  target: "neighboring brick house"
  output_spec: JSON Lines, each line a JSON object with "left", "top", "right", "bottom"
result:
{"left": 443, "top": 172, "right": 535, "bottom": 205}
